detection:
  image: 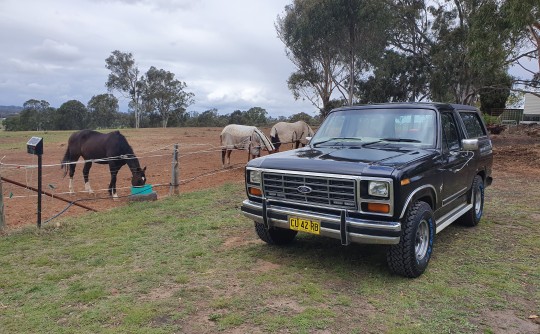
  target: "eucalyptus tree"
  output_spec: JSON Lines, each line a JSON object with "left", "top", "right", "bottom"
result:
{"left": 502, "top": 0, "right": 540, "bottom": 92}
{"left": 381, "top": 0, "right": 525, "bottom": 105}
{"left": 277, "top": 0, "right": 390, "bottom": 116}
{"left": 373, "top": 0, "right": 432, "bottom": 102}
{"left": 429, "top": 0, "right": 540, "bottom": 103}
{"left": 56, "top": 100, "right": 89, "bottom": 130}
{"left": 105, "top": 50, "right": 143, "bottom": 128}
{"left": 357, "top": 51, "right": 428, "bottom": 103}
{"left": 229, "top": 110, "right": 245, "bottom": 125}
{"left": 140, "top": 66, "right": 194, "bottom": 128}
{"left": 277, "top": 0, "right": 342, "bottom": 117}
{"left": 243, "top": 107, "right": 268, "bottom": 126}
{"left": 330, "top": 0, "right": 389, "bottom": 105}
{"left": 19, "top": 99, "right": 54, "bottom": 131}
{"left": 87, "top": 94, "right": 119, "bottom": 129}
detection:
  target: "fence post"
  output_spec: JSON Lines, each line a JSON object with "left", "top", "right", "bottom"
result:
{"left": 170, "top": 144, "right": 179, "bottom": 195}
{"left": 0, "top": 173, "right": 6, "bottom": 230}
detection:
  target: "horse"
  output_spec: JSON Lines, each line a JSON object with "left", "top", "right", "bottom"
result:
{"left": 61, "top": 130, "right": 146, "bottom": 198}
{"left": 270, "top": 120, "right": 314, "bottom": 152}
{"left": 220, "top": 124, "right": 275, "bottom": 167}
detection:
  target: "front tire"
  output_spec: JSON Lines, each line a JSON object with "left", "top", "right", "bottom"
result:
{"left": 387, "top": 201, "right": 435, "bottom": 278}
{"left": 254, "top": 222, "right": 297, "bottom": 245}
{"left": 458, "top": 175, "right": 484, "bottom": 227}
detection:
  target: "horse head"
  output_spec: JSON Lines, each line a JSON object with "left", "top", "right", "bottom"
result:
{"left": 131, "top": 166, "right": 147, "bottom": 186}
{"left": 270, "top": 134, "right": 281, "bottom": 152}
{"left": 249, "top": 144, "right": 261, "bottom": 158}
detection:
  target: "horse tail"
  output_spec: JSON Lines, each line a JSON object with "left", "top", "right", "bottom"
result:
{"left": 61, "top": 146, "right": 71, "bottom": 178}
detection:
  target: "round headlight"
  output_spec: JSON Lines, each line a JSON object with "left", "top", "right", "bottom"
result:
{"left": 368, "top": 181, "right": 389, "bottom": 197}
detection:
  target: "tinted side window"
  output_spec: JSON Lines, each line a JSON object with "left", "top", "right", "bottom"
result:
{"left": 459, "top": 112, "right": 486, "bottom": 138}
{"left": 441, "top": 113, "right": 460, "bottom": 151}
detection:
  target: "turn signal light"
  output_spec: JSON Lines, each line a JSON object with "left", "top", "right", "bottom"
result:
{"left": 401, "top": 178, "right": 411, "bottom": 186}
{"left": 249, "top": 187, "right": 262, "bottom": 196}
{"left": 367, "top": 203, "right": 390, "bottom": 214}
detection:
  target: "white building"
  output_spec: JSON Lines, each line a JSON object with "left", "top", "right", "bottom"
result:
{"left": 523, "top": 93, "right": 540, "bottom": 122}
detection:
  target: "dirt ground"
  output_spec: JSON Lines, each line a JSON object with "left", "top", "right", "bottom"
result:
{"left": 1, "top": 124, "right": 540, "bottom": 230}
{"left": 0, "top": 127, "right": 269, "bottom": 229}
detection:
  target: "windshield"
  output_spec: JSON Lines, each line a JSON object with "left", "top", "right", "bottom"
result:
{"left": 311, "top": 108, "right": 437, "bottom": 147}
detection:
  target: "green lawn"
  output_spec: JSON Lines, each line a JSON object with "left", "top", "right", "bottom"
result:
{"left": 0, "top": 180, "right": 538, "bottom": 333}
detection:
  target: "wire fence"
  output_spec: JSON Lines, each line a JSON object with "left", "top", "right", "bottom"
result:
{"left": 0, "top": 141, "right": 258, "bottom": 227}
{"left": 0, "top": 131, "right": 308, "bottom": 228}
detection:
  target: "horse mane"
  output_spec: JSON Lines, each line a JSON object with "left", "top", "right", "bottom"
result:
{"left": 253, "top": 128, "right": 275, "bottom": 152}
{"left": 112, "top": 131, "right": 142, "bottom": 172}
{"left": 112, "top": 131, "right": 135, "bottom": 156}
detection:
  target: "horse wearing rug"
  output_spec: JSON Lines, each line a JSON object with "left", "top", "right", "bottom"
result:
{"left": 220, "top": 124, "right": 275, "bottom": 167}
{"left": 61, "top": 130, "right": 146, "bottom": 198}
{"left": 270, "top": 121, "right": 314, "bottom": 152}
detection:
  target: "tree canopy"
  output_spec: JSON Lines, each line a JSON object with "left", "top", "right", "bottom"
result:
{"left": 105, "top": 50, "right": 143, "bottom": 128}
{"left": 141, "top": 66, "right": 195, "bottom": 128}
{"left": 276, "top": 0, "right": 389, "bottom": 117}
{"left": 278, "top": 0, "right": 540, "bottom": 112}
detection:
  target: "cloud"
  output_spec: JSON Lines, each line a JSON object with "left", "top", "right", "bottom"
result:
{"left": 92, "top": 0, "right": 197, "bottom": 12}
{"left": 31, "top": 39, "right": 83, "bottom": 62}
{"left": 0, "top": 0, "right": 316, "bottom": 117}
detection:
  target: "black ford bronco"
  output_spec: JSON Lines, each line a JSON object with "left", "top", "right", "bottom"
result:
{"left": 241, "top": 103, "right": 493, "bottom": 277}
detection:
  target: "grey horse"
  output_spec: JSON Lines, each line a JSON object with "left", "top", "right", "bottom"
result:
{"left": 220, "top": 124, "right": 275, "bottom": 167}
{"left": 270, "top": 121, "right": 314, "bottom": 152}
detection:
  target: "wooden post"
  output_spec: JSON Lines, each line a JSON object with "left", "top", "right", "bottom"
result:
{"left": 170, "top": 144, "right": 179, "bottom": 195}
{"left": 0, "top": 170, "right": 5, "bottom": 230}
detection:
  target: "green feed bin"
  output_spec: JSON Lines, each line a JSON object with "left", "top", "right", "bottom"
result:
{"left": 131, "top": 184, "right": 153, "bottom": 195}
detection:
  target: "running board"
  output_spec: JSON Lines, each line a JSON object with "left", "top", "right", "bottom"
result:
{"left": 436, "top": 203, "right": 472, "bottom": 234}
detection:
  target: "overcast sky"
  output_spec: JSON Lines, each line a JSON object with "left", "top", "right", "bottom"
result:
{"left": 0, "top": 0, "right": 317, "bottom": 118}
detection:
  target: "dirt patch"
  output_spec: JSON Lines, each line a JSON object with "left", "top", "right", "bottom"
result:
{"left": 476, "top": 310, "right": 540, "bottom": 334}
{"left": 139, "top": 284, "right": 181, "bottom": 301}
{"left": 267, "top": 298, "right": 305, "bottom": 313}
{"left": 252, "top": 259, "right": 282, "bottom": 273}
{"left": 221, "top": 230, "right": 261, "bottom": 250}
{"left": 0, "top": 127, "right": 273, "bottom": 229}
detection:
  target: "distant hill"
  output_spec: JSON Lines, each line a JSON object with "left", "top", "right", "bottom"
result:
{"left": 0, "top": 105, "right": 23, "bottom": 118}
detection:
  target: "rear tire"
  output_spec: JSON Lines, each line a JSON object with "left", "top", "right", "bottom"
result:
{"left": 458, "top": 175, "right": 484, "bottom": 227}
{"left": 387, "top": 201, "right": 435, "bottom": 278}
{"left": 254, "top": 222, "right": 297, "bottom": 245}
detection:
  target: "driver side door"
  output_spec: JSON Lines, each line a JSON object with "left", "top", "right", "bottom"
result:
{"left": 440, "top": 112, "right": 471, "bottom": 210}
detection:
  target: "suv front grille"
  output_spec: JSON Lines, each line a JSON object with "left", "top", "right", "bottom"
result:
{"left": 263, "top": 172, "right": 357, "bottom": 210}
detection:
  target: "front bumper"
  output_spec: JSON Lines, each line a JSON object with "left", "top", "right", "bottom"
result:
{"left": 241, "top": 199, "right": 401, "bottom": 245}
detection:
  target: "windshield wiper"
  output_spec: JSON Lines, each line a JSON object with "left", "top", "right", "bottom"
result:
{"left": 312, "top": 137, "right": 362, "bottom": 147}
{"left": 380, "top": 137, "right": 422, "bottom": 143}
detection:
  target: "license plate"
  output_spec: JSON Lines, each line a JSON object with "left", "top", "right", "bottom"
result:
{"left": 289, "top": 216, "right": 320, "bottom": 235}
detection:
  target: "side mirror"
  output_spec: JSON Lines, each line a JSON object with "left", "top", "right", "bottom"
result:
{"left": 462, "top": 138, "right": 478, "bottom": 151}
{"left": 305, "top": 136, "right": 312, "bottom": 142}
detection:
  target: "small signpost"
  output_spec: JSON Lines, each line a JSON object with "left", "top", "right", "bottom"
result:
{"left": 27, "top": 137, "right": 43, "bottom": 228}
{"left": 0, "top": 170, "right": 5, "bottom": 230}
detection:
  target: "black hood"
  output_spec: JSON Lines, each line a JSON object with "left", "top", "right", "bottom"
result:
{"left": 247, "top": 145, "right": 435, "bottom": 177}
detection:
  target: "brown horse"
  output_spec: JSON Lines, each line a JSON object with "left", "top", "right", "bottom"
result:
{"left": 61, "top": 130, "right": 146, "bottom": 198}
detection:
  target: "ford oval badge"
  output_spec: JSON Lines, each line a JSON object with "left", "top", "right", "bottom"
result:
{"left": 297, "top": 185, "right": 312, "bottom": 194}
